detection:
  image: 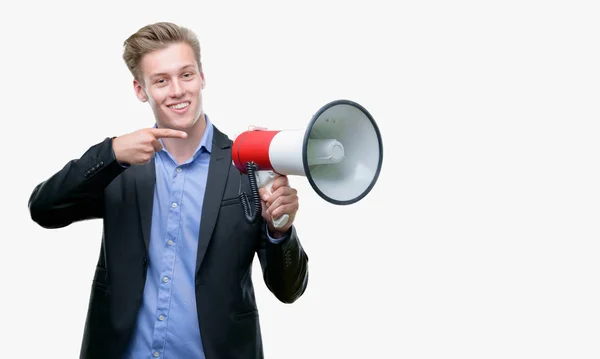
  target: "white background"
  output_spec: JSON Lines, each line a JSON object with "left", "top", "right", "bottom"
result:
{"left": 2, "top": 0, "right": 600, "bottom": 358}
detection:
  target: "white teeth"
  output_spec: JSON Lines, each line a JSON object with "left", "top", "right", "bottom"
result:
{"left": 169, "top": 102, "right": 189, "bottom": 110}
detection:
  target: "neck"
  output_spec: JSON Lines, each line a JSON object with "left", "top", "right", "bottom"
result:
{"left": 161, "top": 114, "right": 207, "bottom": 165}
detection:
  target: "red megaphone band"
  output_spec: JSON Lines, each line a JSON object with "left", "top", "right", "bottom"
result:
{"left": 232, "top": 130, "right": 280, "bottom": 173}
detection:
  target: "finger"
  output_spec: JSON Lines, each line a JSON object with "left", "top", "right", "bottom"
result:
{"left": 270, "top": 203, "right": 298, "bottom": 221}
{"left": 267, "top": 194, "right": 298, "bottom": 213}
{"left": 266, "top": 194, "right": 298, "bottom": 217}
{"left": 151, "top": 139, "right": 163, "bottom": 152}
{"left": 260, "top": 200, "right": 268, "bottom": 219}
{"left": 258, "top": 187, "right": 270, "bottom": 202}
{"left": 271, "top": 175, "right": 289, "bottom": 192}
{"left": 266, "top": 186, "right": 296, "bottom": 207}
{"left": 149, "top": 128, "right": 188, "bottom": 139}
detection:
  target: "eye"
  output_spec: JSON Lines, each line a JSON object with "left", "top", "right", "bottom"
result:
{"left": 182, "top": 72, "right": 194, "bottom": 79}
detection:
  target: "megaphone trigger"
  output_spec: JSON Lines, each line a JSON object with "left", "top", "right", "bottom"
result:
{"left": 254, "top": 170, "right": 290, "bottom": 229}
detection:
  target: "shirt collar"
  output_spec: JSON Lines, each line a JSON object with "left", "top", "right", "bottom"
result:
{"left": 196, "top": 114, "right": 213, "bottom": 156}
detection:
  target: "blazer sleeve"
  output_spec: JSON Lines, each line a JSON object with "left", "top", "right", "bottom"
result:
{"left": 256, "top": 224, "right": 309, "bottom": 304}
{"left": 28, "top": 137, "right": 127, "bottom": 229}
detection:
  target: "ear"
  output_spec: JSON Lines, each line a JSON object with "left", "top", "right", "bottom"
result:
{"left": 200, "top": 72, "right": 206, "bottom": 89}
{"left": 133, "top": 79, "right": 148, "bottom": 102}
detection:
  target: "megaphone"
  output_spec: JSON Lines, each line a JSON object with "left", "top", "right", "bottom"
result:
{"left": 232, "top": 99, "right": 383, "bottom": 228}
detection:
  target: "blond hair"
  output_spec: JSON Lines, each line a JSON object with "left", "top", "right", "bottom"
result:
{"left": 123, "top": 22, "right": 202, "bottom": 83}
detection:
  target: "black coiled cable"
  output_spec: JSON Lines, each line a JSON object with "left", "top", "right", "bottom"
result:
{"left": 239, "top": 162, "right": 261, "bottom": 224}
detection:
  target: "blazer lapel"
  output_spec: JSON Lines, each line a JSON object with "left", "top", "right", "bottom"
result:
{"left": 134, "top": 159, "right": 156, "bottom": 253}
{"left": 196, "top": 126, "right": 232, "bottom": 275}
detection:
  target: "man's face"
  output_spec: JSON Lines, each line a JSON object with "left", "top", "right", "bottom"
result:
{"left": 134, "top": 42, "right": 205, "bottom": 131}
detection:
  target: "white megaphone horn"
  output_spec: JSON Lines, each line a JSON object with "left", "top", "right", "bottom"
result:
{"left": 232, "top": 99, "right": 383, "bottom": 228}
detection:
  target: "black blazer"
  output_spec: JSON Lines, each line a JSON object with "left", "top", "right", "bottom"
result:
{"left": 28, "top": 126, "right": 309, "bottom": 359}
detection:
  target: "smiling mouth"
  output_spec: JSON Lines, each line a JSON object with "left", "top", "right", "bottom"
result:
{"left": 168, "top": 102, "right": 190, "bottom": 110}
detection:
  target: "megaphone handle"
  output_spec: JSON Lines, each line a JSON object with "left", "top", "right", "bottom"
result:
{"left": 255, "top": 170, "right": 290, "bottom": 229}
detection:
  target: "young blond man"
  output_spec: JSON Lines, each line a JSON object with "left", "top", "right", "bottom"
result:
{"left": 28, "top": 22, "right": 309, "bottom": 359}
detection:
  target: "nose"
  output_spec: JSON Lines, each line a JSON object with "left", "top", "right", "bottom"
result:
{"left": 169, "top": 79, "right": 184, "bottom": 97}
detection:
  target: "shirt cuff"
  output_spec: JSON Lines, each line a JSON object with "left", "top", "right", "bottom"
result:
{"left": 266, "top": 222, "right": 289, "bottom": 244}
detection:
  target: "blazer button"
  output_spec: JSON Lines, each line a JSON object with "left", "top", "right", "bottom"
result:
{"left": 143, "top": 257, "right": 148, "bottom": 267}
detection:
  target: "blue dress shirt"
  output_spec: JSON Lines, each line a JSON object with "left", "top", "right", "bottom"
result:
{"left": 122, "top": 116, "right": 285, "bottom": 359}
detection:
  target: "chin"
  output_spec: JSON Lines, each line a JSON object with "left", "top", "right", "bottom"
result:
{"left": 160, "top": 116, "right": 193, "bottom": 130}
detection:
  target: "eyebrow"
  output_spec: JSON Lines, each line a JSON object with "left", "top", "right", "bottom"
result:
{"left": 149, "top": 65, "right": 197, "bottom": 79}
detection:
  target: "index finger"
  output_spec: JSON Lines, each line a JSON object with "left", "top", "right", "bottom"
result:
{"left": 149, "top": 128, "right": 188, "bottom": 139}
{"left": 271, "top": 175, "right": 289, "bottom": 191}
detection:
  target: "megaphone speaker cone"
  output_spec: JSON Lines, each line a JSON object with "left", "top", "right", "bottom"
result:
{"left": 302, "top": 99, "right": 383, "bottom": 205}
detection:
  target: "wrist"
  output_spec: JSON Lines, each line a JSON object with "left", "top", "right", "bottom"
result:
{"left": 111, "top": 136, "right": 129, "bottom": 167}
{"left": 268, "top": 226, "right": 290, "bottom": 239}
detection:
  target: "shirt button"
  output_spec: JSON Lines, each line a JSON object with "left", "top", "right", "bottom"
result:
{"left": 171, "top": 202, "right": 177, "bottom": 208}
{"left": 163, "top": 276, "right": 169, "bottom": 283}
{"left": 153, "top": 351, "right": 160, "bottom": 357}
{"left": 159, "top": 314, "right": 165, "bottom": 321}
{"left": 167, "top": 240, "right": 174, "bottom": 246}
{"left": 176, "top": 167, "right": 182, "bottom": 173}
